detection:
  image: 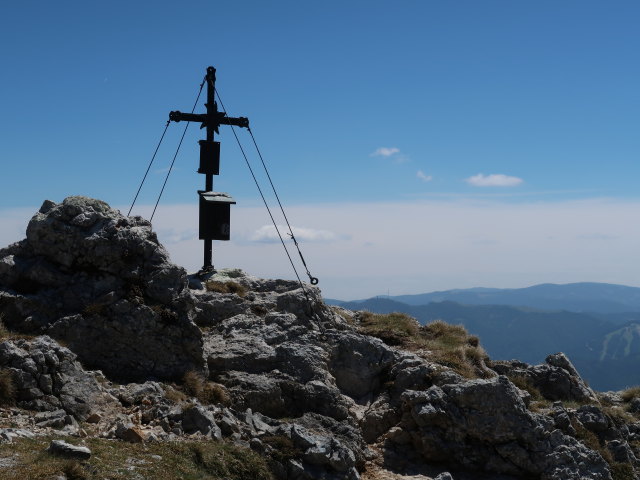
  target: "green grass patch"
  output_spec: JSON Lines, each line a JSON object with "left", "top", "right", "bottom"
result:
{"left": 0, "top": 437, "right": 274, "bottom": 480}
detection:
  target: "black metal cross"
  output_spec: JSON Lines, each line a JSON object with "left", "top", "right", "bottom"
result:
{"left": 169, "top": 66, "right": 249, "bottom": 273}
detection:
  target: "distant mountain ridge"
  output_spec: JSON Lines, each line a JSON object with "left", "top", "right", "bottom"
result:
{"left": 333, "top": 282, "right": 640, "bottom": 314}
{"left": 327, "top": 282, "right": 640, "bottom": 391}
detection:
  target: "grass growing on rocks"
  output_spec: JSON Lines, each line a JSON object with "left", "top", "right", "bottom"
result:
{"left": 356, "top": 312, "right": 491, "bottom": 378}
{"left": 0, "top": 436, "right": 275, "bottom": 480}
{"left": 0, "top": 368, "right": 16, "bottom": 406}
{"left": 0, "top": 317, "right": 36, "bottom": 343}
{"left": 182, "top": 371, "right": 231, "bottom": 406}
{"left": 205, "top": 280, "right": 248, "bottom": 297}
{"left": 621, "top": 386, "right": 640, "bottom": 403}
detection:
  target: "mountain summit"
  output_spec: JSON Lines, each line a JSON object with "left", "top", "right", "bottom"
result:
{"left": 0, "top": 196, "right": 637, "bottom": 479}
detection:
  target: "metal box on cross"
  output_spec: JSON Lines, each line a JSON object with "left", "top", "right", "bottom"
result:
{"left": 198, "top": 191, "right": 236, "bottom": 241}
{"left": 198, "top": 140, "right": 220, "bottom": 175}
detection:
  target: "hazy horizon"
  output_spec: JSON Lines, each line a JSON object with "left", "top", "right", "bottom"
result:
{"left": 3, "top": 2, "right": 640, "bottom": 300}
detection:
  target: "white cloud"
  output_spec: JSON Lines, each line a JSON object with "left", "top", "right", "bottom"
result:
{"left": 417, "top": 170, "right": 432, "bottom": 182}
{"left": 250, "top": 225, "right": 340, "bottom": 243}
{"left": 465, "top": 173, "right": 523, "bottom": 187}
{"left": 371, "top": 147, "right": 400, "bottom": 157}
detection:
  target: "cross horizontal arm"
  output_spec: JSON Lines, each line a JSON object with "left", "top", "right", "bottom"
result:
{"left": 169, "top": 111, "right": 249, "bottom": 129}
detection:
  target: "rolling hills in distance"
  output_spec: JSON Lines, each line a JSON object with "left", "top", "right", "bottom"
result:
{"left": 327, "top": 283, "right": 640, "bottom": 391}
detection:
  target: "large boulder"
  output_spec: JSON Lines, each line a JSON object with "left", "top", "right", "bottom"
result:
{"left": 492, "top": 353, "right": 597, "bottom": 403}
{"left": 0, "top": 196, "right": 204, "bottom": 381}
{"left": 396, "top": 376, "right": 611, "bottom": 480}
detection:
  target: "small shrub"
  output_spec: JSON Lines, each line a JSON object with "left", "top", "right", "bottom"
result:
{"left": 205, "top": 280, "right": 248, "bottom": 297}
{"left": 621, "top": 386, "right": 640, "bottom": 403}
{"left": 0, "top": 369, "right": 16, "bottom": 406}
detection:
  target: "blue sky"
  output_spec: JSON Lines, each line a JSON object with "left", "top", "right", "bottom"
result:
{"left": 1, "top": 1, "right": 640, "bottom": 299}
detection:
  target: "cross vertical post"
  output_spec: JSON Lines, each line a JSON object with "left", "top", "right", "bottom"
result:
{"left": 169, "top": 66, "right": 249, "bottom": 274}
{"left": 203, "top": 67, "right": 216, "bottom": 271}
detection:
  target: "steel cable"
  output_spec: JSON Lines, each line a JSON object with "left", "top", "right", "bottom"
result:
{"left": 150, "top": 78, "right": 205, "bottom": 222}
{"left": 128, "top": 120, "right": 170, "bottom": 217}
{"left": 214, "top": 89, "right": 321, "bottom": 322}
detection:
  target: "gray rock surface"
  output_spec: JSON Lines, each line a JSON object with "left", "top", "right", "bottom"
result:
{"left": 492, "top": 353, "right": 597, "bottom": 403}
{"left": 46, "top": 439, "right": 91, "bottom": 459}
{"left": 396, "top": 376, "right": 611, "bottom": 479}
{"left": 0, "top": 196, "right": 204, "bottom": 381}
{"left": 0, "top": 335, "right": 117, "bottom": 421}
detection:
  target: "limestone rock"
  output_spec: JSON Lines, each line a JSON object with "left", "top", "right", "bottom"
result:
{"left": 492, "top": 353, "right": 596, "bottom": 403}
{"left": 0, "top": 196, "right": 204, "bottom": 381}
{"left": 0, "top": 336, "right": 118, "bottom": 421}
{"left": 46, "top": 439, "right": 91, "bottom": 459}
{"left": 398, "top": 376, "right": 611, "bottom": 479}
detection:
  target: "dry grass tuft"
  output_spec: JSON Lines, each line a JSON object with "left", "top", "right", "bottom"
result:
{"left": 0, "top": 316, "right": 9, "bottom": 340}
{"left": 604, "top": 405, "right": 637, "bottom": 427}
{"left": 205, "top": 280, "right": 248, "bottom": 297}
{"left": 621, "top": 386, "right": 640, "bottom": 403}
{"left": 506, "top": 373, "right": 544, "bottom": 400}
{"left": 164, "top": 385, "right": 188, "bottom": 404}
{"left": 261, "top": 435, "right": 304, "bottom": 464}
{"left": 62, "top": 460, "right": 89, "bottom": 480}
{"left": 0, "top": 317, "right": 33, "bottom": 342}
{"left": 0, "top": 436, "right": 274, "bottom": 480}
{"left": 0, "top": 368, "right": 16, "bottom": 406}
{"left": 355, "top": 312, "right": 491, "bottom": 379}
{"left": 183, "top": 371, "right": 231, "bottom": 406}
{"left": 358, "top": 311, "right": 420, "bottom": 345}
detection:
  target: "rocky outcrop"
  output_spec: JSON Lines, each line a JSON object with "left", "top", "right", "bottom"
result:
{"left": 395, "top": 376, "right": 610, "bottom": 479}
{"left": 492, "top": 352, "right": 597, "bottom": 403}
{"left": 0, "top": 197, "right": 203, "bottom": 381}
{"left": 0, "top": 335, "right": 117, "bottom": 421}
